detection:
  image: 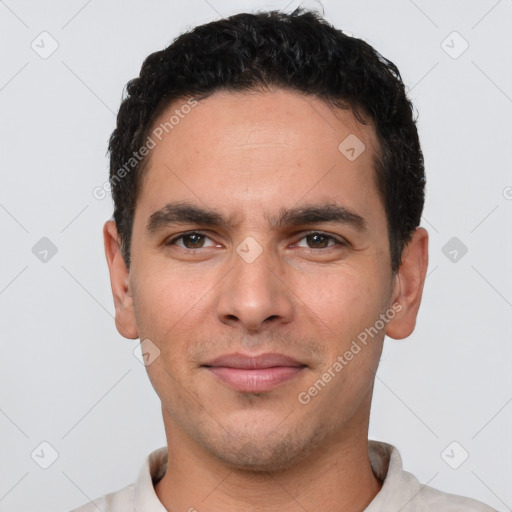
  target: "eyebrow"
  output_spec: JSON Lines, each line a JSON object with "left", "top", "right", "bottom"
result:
{"left": 147, "top": 202, "right": 230, "bottom": 233}
{"left": 271, "top": 203, "right": 368, "bottom": 232}
{"left": 146, "top": 201, "right": 368, "bottom": 234}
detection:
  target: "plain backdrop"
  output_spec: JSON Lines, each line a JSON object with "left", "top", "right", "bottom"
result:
{"left": 0, "top": 0, "right": 511, "bottom": 511}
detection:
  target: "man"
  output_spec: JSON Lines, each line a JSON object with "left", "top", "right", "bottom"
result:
{"left": 73, "top": 8, "right": 496, "bottom": 512}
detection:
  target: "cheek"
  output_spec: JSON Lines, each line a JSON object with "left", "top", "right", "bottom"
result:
{"left": 132, "top": 263, "right": 215, "bottom": 346}
{"left": 133, "top": 269, "right": 210, "bottom": 398}
{"left": 298, "top": 270, "right": 385, "bottom": 406}
{"left": 295, "top": 265, "right": 380, "bottom": 339}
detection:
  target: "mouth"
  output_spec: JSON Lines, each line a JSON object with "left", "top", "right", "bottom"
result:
{"left": 202, "top": 352, "right": 307, "bottom": 393}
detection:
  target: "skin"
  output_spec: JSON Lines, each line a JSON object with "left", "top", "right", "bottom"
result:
{"left": 104, "top": 88, "right": 428, "bottom": 512}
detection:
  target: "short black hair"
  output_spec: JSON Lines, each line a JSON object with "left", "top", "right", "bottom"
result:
{"left": 108, "top": 8, "right": 425, "bottom": 273}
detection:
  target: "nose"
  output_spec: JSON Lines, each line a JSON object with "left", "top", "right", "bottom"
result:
{"left": 215, "top": 244, "right": 294, "bottom": 333}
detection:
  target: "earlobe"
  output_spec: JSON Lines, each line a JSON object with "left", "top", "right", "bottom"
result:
{"left": 385, "top": 227, "right": 429, "bottom": 340}
{"left": 103, "top": 220, "right": 139, "bottom": 339}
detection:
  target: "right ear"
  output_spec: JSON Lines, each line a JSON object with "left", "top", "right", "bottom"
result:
{"left": 103, "top": 220, "right": 139, "bottom": 339}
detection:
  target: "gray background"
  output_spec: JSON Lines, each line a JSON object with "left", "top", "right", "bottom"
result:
{"left": 1, "top": 0, "right": 511, "bottom": 511}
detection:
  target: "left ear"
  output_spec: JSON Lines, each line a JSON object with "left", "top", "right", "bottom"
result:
{"left": 385, "top": 227, "right": 429, "bottom": 340}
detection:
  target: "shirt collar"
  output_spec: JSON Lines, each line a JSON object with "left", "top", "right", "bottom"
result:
{"left": 134, "top": 445, "right": 168, "bottom": 512}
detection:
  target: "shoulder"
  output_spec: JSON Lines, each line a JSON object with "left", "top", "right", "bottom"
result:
{"left": 69, "top": 483, "right": 135, "bottom": 512}
{"left": 411, "top": 483, "right": 497, "bottom": 511}
{"left": 69, "top": 446, "right": 168, "bottom": 512}
{"left": 367, "top": 441, "right": 497, "bottom": 512}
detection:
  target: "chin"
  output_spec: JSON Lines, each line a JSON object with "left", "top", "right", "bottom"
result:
{"left": 206, "top": 423, "right": 328, "bottom": 473}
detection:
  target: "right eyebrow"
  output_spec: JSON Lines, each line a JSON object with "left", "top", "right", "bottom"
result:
{"left": 146, "top": 202, "right": 229, "bottom": 233}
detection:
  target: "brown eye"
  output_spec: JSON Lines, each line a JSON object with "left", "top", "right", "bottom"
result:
{"left": 306, "top": 234, "right": 330, "bottom": 248}
{"left": 295, "top": 232, "right": 345, "bottom": 249}
{"left": 181, "top": 233, "right": 205, "bottom": 248}
{"left": 166, "top": 232, "right": 217, "bottom": 250}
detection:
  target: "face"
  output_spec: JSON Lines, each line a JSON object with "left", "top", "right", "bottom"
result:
{"left": 105, "top": 88, "right": 426, "bottom": 471}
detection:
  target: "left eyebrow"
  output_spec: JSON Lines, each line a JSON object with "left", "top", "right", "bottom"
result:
{"left": 268, "top": 203, "right": 368, "bottom": 233}
{"left": 146, "top": 201, "right": 368, "bottom": 234}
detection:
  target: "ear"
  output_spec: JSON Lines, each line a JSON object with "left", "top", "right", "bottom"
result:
{"left": 103, "top": 220, "right": 139, "bottom": 339}
{"left": 385, "top": 227, "right": 429, "bottom": 340}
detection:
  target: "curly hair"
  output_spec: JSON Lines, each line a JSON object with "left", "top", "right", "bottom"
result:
{"left": 108, "top": 8, "right": 425, "bottom": 273}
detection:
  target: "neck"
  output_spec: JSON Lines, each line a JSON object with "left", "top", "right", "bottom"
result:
{"left": 155, "top": 412, "right": 382, "bottom": 512}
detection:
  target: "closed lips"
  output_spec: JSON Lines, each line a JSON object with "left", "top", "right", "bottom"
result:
{"left": 203, "top": 352, "right": 306, "bottom": 369}
{"left": 203, "top": 353, "right": 307, "bottom": 392}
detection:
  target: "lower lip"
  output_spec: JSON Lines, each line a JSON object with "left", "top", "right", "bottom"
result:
{"left": 206, "top": 366, "right": 305, "bottom": 392}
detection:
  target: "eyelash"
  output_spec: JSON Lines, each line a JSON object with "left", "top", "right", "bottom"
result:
{"left": 165, "top": 231, "right": 347, "bottom": 251}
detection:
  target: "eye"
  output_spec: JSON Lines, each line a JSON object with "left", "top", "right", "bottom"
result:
{"left": 294, "top": 232, "right": 346, "bottom": 249}
{"left": 166, "top": 231, "right": 218, "bottom": 250}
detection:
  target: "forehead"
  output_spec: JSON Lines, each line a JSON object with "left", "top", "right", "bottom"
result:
{"left": 147, "top": 88, "right": 379, "bottom": 162}
{"left": 136, "top": 88, "right": 384, "bottom": 230}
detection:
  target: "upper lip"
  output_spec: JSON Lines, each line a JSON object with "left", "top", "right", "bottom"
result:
{"left": 203, "top": 352, "right": 306, "bottom": 369}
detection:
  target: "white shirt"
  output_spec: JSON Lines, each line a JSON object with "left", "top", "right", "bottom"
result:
{"left": 71, "top": 440, "right": 496, "bottom": 511}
